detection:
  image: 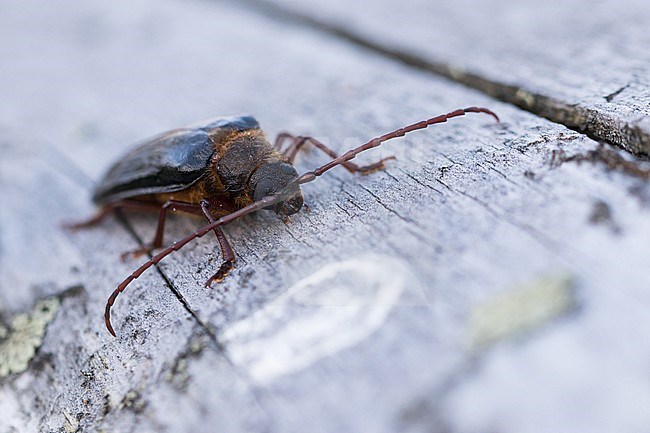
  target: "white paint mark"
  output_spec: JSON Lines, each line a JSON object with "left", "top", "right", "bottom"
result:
{"left": 221, "top": 255, "right": 428, "bottom": 384}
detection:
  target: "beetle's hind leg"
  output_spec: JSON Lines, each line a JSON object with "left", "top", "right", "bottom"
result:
{"left": 62, "top": 199, "right": 162, "bottom": 230}
{"left": 274, "top": 133, "right": 395, "bottom": 174}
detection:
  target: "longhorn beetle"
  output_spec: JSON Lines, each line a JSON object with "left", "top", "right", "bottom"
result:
{"left": 66, "top": 107, "right": 499, "bottom": 336}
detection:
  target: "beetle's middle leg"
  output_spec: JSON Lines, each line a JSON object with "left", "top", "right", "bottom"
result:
{"left": 119, "top": 200, "right": 205, "bottom": 261}
{"left": 274, "top": 133, "right": 395, "bottom": 174}
{"left": 121, "top": 199, "right": 232, "bottom": 257}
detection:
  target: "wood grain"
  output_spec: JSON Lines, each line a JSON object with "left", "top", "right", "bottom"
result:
{"left": 0, "top": 0, "right": 649, "bottom": 432}
{"left": 251, "top": 0, "right": 650, "bottom": 155}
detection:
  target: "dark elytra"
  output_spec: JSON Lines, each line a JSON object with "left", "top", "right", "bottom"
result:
{"left": 93, "top": 115, "right": 265, "bottom": 204}
{"left": 65, "top": 108, "right": 499, "bottom": 336}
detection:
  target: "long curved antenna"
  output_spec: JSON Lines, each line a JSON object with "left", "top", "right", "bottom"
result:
{"left": 297, "top": 106, "right": 498, "bottom": 181}
{"left": 105, "top": 106, "right": 498, "bottom": 336}
{"left": 104, "top": 195, "right": 283, "bottom": 336}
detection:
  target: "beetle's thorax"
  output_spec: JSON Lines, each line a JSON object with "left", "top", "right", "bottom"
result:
{"left": 208, "top": 129, "right": 302, "bottom": 213}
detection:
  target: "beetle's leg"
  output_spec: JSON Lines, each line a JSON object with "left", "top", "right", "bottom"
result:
{"left": 118, "top": 197, "right": 238, "bottom": 283}
{"left": 273, "top": 132, "right": 297, "bottom": 153}
{"left": 62, "top": 199, "right": 162, "bottom": 230}
{"left": 200, "top": 198, "right": 237, "bottom": 287}
{"left": 120, "top": 200, "right": 205, "bottom": 261}
{"left": 274, "top": 133, "right": 394, "bottom": 174}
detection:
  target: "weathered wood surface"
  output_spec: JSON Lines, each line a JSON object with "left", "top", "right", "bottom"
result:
{"left": 1, "top": 0, "right": 650, "bottom": 432}
{"left": 253, "top": 0, "right": 650, "bottom": 155}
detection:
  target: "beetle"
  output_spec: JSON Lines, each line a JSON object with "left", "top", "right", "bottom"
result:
{"left": 66, "top": 107, "right": 499, "bottom": 336}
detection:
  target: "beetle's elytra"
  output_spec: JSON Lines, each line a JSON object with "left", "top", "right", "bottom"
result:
{"left": 66, "top": 108, "right": 499, "bottom": 336}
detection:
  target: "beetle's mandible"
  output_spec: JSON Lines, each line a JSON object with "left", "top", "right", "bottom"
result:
{"left": 65, "top": 108, "right": 499, "bottom": 336}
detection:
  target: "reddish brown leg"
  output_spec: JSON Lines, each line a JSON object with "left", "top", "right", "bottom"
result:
{"left": 121, "top": 197, "right": 238, "bottom": 269}
{"left": 274, "top": 132, "right": 395, "bottom": 174}
{"left": 273, "top": 132, "right": 296, "bottom": 153}
{"left": 62, "top": 199, "right": 162, "bottom": 230}
{"left": 117, "top": 197, "right": 237, "bottom": 288}
{"left": 200, "top": 199, "right": 236, "bottom": 287}
{"left": 120, "top": 200, "right": 205, "bottom": 261}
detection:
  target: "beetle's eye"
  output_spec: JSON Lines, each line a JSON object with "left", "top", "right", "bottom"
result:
{"left": 253, "top": 179, "right": 275, "bottom": 202}
{"left": 249, "top": 161, "right": 300, "bottom": 206}
{"left": 281, "top": 164, "right": 296, "bottom": 175}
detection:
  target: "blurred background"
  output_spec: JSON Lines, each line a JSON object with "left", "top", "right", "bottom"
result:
{"left": 1, "top": 0, "right": 649, "bottom": 432}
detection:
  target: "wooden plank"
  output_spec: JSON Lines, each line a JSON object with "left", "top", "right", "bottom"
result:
{"left": 0, "top": 0, "right": 649, "bottom": 432}
{"left": 249, "top": 0, "right": 650, "bottom": 155}
{"left": 0, "top": 136, "right": 215, "bottom": 431}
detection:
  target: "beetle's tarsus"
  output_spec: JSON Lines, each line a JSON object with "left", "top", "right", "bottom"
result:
{"left": 61, "top": 221, "right": 84, "bottom": 231}
{"left": 120, "top": 246, "right": 153, "bottom": 262}
{"left": 204, "top": 260, "right": 234, "bottom": 287}
{"left": 356, "top": 155, "right": 396, "bottom": 175}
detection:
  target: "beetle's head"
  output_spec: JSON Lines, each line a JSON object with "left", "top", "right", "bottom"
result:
{"left": 250, "top": 161, "right": 304, "bottom": 216}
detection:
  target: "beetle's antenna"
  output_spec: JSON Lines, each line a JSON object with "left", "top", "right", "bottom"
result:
{"left": 295, "top": 107, "right": 499, "bottom": 185}
{"left": 104, "top": 194, "right": 285, "bottom": 336}
{"left": 105, "top": 106, "right": 498, "bottom": 336}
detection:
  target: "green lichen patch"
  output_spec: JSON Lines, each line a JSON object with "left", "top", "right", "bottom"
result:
{"left": 119, "top": 390, "right": 147, "bottom": 413}
{"left": 0, "top": 298, "right": 60, "bottom": 377}
{"left": 165, "top": 332, "right": 208, "bottom": 391}
{"left": 468, "top": 274, "right": 576, "bottom": 350}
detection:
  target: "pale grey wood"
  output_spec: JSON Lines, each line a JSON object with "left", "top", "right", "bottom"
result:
{"left": 251, "top": 0, "right": 650, "bottom": 155}
{"left": 0, "top": 0, "right": 649, "bottom": 433}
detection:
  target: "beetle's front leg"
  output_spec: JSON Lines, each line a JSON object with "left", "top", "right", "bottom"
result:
{"left": 200, "top": 198, "right": 237, "bottom": 287}
{"left": 120, "top": 197, "right": 238, "bottom": 286}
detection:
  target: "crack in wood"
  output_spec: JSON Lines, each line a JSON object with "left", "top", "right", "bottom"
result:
{"left": 401, "top": 170, "right": 444, "bottom": 195}
{"left": 359, "top": 185, "right": 421, "bottom": 228}
{"left": 113, "top": 216, "right": 280, "bottom": 426}
{"left": 227, "top": 0, "right": 650, "bottom": 156}
{"left": 334, "top": 202, "right": 352, "bottom": 217}
{"left": 114, "top": 227, "right": 278, "bottom": 426}
{"left": 556, "top": 144, "right": 650, "bottom": 181}
{"left": 605, "top": 84, "right": 630, "bottom": 103}
{"left": 282, "top": 225, "right": 311, "bottom": 248}
{"left": 115, "top": 212, "right": 225, "bottom": 350}
{"left": 453, "top": 188, "right": 566, "bottom": 256}
{"left": 342, "top": 190, "right": 366, "bottom": 211}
